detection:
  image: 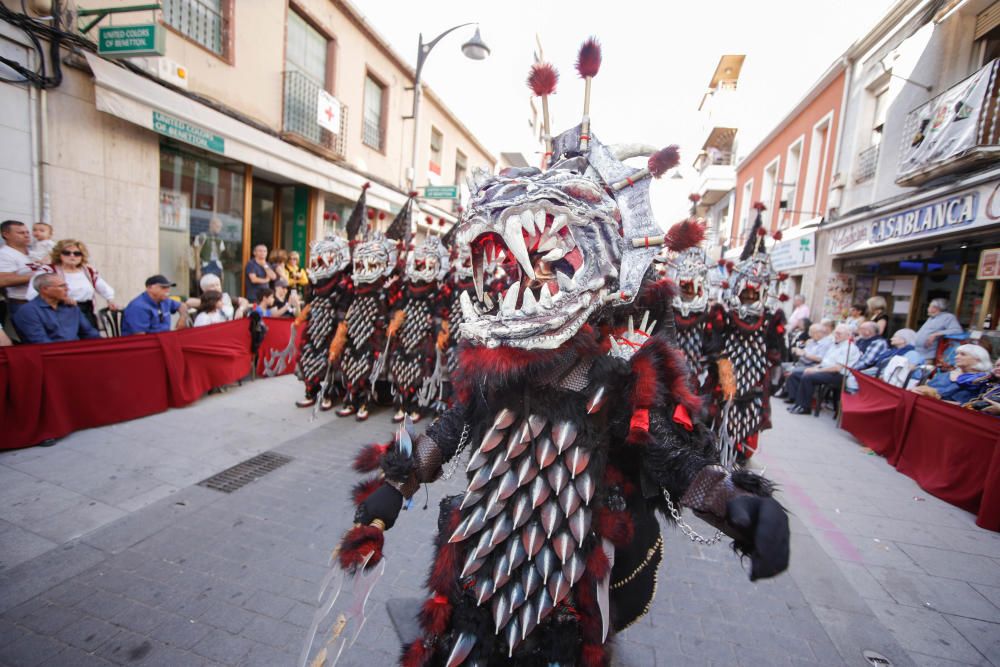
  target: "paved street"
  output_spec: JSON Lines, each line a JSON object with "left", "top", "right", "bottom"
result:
{"left": 1, "top": 376, "right": 999, "bottom": 667}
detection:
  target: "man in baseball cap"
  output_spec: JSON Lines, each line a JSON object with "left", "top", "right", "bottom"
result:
{"left": 122, "top": 274, "right": 188, "bottom": 335}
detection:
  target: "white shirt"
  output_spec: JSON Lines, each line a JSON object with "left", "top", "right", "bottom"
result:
{"left": 0, "top": 245, "right": 33, "bottom": 300}
{"left": 194, "top": 310, "right": 229, "bottom": 327}
{"left": 820, "top": 339, "right": 861, "bottom": 374}
{"left": 28, "top": 239, "right": 55, "bottom": 263}
{"left": 27, "top": 268, "right": 115, "bottom": 303}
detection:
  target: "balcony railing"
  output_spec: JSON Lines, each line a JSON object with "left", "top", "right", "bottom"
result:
{"left": 855, "top": 144, "right": 880, "bottom": 183}
{"left": 896, "top": 58, "right": 999, "bottom": 186}
{"left": 163, "top": 0, "right": 227, "bottom": 56}
{"left": 282, "top": 71, "right": 346, "bottom": 159}
{"left": 696, "top": 149, "right": 736, "bottom": 173}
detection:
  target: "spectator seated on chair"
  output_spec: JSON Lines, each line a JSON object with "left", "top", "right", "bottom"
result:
{"left": 193, "top": 290, "right": 228, "bottom": 327}
{"left": 964, "top": 357, "right": 1000, "bottom": 416}
{"left": 186, "top": 274, "right": 249, "bottom": 320}
{"left": 785, "top": 324, "right": 860, "bottom": 415}
{"left": 777, "top": 322, "right": 832, "bottom": 398}
{"left": 122, "top": 275, "right": 188, "bottom": 335}
{"left": 853, "top": 321, "right": 890, "bottom": 372}
{"left": 252, "top": 287, "right": 293, "bottom": 318}
{"left": 13, "top": 273, "right": 100, "bottom": 344}
{"left": 914, "top": 298, "right": 964, "bottom": 362}
{"left": 911, "top": 344, "right": 991, "bottom": 404}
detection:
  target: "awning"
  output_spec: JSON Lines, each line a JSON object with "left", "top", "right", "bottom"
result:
{"left": 84, "top": 53, "right": 412, "bottom": 214}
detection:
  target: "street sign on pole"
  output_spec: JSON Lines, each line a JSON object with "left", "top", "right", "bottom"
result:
{"left": 423, "top": 185, "right": 459, "bottom": 199}
{"left": 98, "top": 24, "right": 164, "bottom": 58}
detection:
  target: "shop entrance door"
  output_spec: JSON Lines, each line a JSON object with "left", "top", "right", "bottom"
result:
{"left": 249, "top": 179, "right": 278, "bottom": 253}
{"left": 250, "top": 180, "right": 310, "bottom": 259}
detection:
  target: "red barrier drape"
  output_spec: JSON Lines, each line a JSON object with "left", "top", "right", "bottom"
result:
{"left": 0, "top": 319, "right": 254, "bottom": 450}
{"left": 841, "top": 370, "right": 1000, "bottom": 531}
{"left": 255, "top": 317, "right": 301, "bottom": 378}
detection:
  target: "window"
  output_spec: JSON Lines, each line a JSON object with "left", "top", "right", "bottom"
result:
{"left": 286, "top": 11, "right": 327, "bottom": 86}
{"left": 363, "top": 75, "right": 385, "bottom": 150}
{"left": 802, "top": 113, "right": 832, "bottom": 217}
{"left": 781, "top": 138, "right": 803, "bottom": 229}
{"left": 283, "top": 10, "right": 330, "bottom": 146}
{"left": 975, "top": 4, "right": 1000, "bottom": 67}
{"left": 454, "top": 150, "right": 468, "bottom": 187}
{"left": 736, "top": 178, "right": 754, "bottom": 245}
{"left": 870, "top": 87, "right": 889, "bottom": 147}
{"left": 429, "top": 127, "right": 443, "bottom": 175}
{"left": 163, "top": 0, "right": 230, "bottom": 58}
{"left": 761, "top": 157, "right": 780, "bottom": 229}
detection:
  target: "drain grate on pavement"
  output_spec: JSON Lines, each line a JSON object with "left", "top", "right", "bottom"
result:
{"left": 198, "top": 452, "right": 293, "bottom": 493}
{"left": 863, "top": 650, "right": 893, "bottom": 666}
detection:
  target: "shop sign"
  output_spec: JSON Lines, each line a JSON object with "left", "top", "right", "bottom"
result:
{"left": 152, "top": 111, "right": 224, "bottom": 154}
{"left": 317, "top": 90, "right": 341, "bottom": 133}
{"left": 978, "top": 247, "right": 1000, "bottom": 280}
{"left": 423, "top": 185, "right": 459, "bottom": 199}
{"left": 827, "top": 180, "right": 1000, "bottom": 255}
{"left": 98, "top": 24, "right": 164, "bottom": 58}
{"left": 770, "top": 232, "right": 815, "bottom": 271}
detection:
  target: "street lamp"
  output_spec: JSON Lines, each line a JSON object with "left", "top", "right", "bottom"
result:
{"left": 408, "top": 23, "right": 490, "bottom": 197}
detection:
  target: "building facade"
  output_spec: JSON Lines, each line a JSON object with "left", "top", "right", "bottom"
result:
{"left": 0, "top": 0, "right": 494, "bottom": 301}
{"left": 819, "top": 0, "right": 999, "bottom": 338}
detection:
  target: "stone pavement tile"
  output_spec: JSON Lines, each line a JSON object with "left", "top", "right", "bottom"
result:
{"left": 238, "top": 614, "right": 301, "bottom": 650}
{"left": 830, "top": 561, "right": 894, "bottom": 603}
{"left": 866, "top": 599, "right": 984, "bottom": 665}
{"left": 241, "top": 590, "right": 297, "bottom": 620}
{"left": 908, "top": 652, "right": 982, "bottom": 667}
{"left": 970, "top": 582, "right": 1000, "bottom": 609}
{"left": 0, "top": 541, "right": 106, "bottom": 614}
{"left": 74, "top": 589, "right": 137, "bottom": 621}
{"left": 0, "top": 520, "right": 57, "bottom": 570}
{"left": 866, "top": 566, "right": 1000, "bottom": 623}
{"left": 786, "top": 536, "right": 871, "bottom": 615}
{"left": 282, "top": 601, "right": 315, "bottom": 629}
{"left": 190, "top": 627, "right": 259, "bottom": 664}
{"left": 239, "top": 641, "right": 298, "bottom": 667}
{"left": 47, "top": 648, "right": 117, "bottom": 666}
{"left": 106, "top": 599, "right": 176, "bottom": 636}
{"left": 810, "top": 606, "right": 918, "bottom": 667}
{"left": 29, "top": 499, "right": 128, "bottom": 543}
{"left": 93, "top": 630, "right": 157, "bottom": 665}
{"left": 12, "top": 601, "right": 80, "bottom": 635}
{"left": 0, "top": 632, "right": 66, "bottom": 667}
{"left": 2, "top": 474, "right": 93, "bottom": 526}
{"left": 153, "top": 614, "right": 214, "bottom": 650}
{"left": 678, "top": 634, "right": 737, "bottom": 664}
{"left": 55, "top": 615, "right": 123, "bottom": 653}
{"left": 895, "top": 542, "right": 1000, "bottom": 587}
{"left": 945, "top": 615, "right": 1000, "bottom": 665}
{"left": 197, "top": 600, "right": 259, "bottom": 635}
{"left": 610, "top": 640, "right": 655, "bottom": 666}
{"left": 115, "top": 484, "right": 180, "bottom": 513}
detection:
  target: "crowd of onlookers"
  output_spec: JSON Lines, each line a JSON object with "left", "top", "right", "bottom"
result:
{"left": 0, "top": 219, "right": 307, "bottom": 347}
{"left": 779, "top": 294, "right": 999, "bottom": 417}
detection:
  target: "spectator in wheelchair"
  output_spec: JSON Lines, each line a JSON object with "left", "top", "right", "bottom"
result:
{"left": 912, "top": 344, "right": 992, "bottom": 404}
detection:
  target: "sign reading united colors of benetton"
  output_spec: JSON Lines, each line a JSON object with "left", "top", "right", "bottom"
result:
{"left": 98, "top": 24, "right": 164, "bottom": 58}
{"left": 152, "top": 111, "right": 224, "bottom": 154}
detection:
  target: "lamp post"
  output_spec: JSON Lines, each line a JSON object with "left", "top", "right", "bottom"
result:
{"left": 407, "top": 24, "right": 489, "bottom": 205}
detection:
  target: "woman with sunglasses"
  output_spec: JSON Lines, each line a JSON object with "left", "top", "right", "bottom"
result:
{"left": 27, "top": 239, "right": 117, "bottom": 329}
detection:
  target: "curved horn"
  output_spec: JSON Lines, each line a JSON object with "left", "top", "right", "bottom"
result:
{"left": 607, "top": 143, "right": 660, "bottom": 161}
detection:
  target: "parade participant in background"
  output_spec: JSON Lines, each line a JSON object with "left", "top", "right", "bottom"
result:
{"left": 716, "top": 204, "right": 788, "bottom": 464}
{"left": 293, "top": 234, "right": 352, "bottom": 410}
{"left": 27, "top": 239, "right": 117, "bottom": 330}
{"left": 121, "top": 275, "right": 187, "bottom": 335}
{"left": 304, "top": 43, "right": 789, "bottom": 667}
{"left": 388, "top": 234, "right": 450, "bottom": 422}
{"left": 28, "top": 222, "right": 55, "bottom": 263}
{"left": 440, "top": 233, "right": 475, "bottom": 405}
{"left": 14, "top": 273, "right": 100, "bottom": 343}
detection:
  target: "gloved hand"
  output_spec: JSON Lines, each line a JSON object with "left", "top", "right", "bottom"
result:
{"left": 355, "top": 484, "right": 403, "bottom": 529}
{"left": 725, "top": 495, "right": 789, "bottom": 581}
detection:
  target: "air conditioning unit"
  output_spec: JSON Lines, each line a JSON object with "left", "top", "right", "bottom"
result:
{"left": 135, "top": 56, "right": 189, "bottom": 89}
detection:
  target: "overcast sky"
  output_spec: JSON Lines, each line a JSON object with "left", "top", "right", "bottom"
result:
{"left": 355, "top": 0, "right": 897, "bottom": 221}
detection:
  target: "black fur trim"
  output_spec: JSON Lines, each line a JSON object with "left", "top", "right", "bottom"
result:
{"left": 380, "top": 447, "right": 415, "bottom": 484}
{"left": 732, "top": 469, "right": 775, "bottom": 497}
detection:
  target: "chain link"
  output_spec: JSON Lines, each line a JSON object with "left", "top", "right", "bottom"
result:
{"left": 439, "top": 423, "right": 471, "bottom": 481}
{"left": 662, "top": 488, "right": 725, "bottom": 546}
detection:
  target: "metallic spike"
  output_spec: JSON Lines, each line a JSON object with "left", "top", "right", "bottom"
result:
{"left": 480, "top": 427, "right": 505, "bottom": 453}
{"left": 535, "top": 589, "right": 554, "bottom": 624}
{"left": 474, "top": 575, "right": 494, "bottom": 605}
{"left": 558, "top": 483, "right": 581, "bottom": 517}
{"left": 508, "top": 581, "right": 526, "bottom": 613}
{"left": 497, "top": 469, "right": 519, "bottom": 500}
{"left": 552, "top": 531, "right": 575, "bottom": 565}
{"left": 540, "top": 500, "right": 562, "bottom": 538}
{"left": 534, "top": 437, "right": 556, "bottom": 469}
{"left": 529, "top": 475, "right": 551, "bottom": 509}
{"left": 598, "top": 538, "right": 615, "bottom": 642}
{"left": 505, "top": 618, "right": 522, "bottom": 657}
{"left": 492, "top": 553, "right": 512, "bottom": 592}
{"left": 471, "top": 527, "right": 495, "bottom": 561}
{"left": 527, "top": 414, "right": 547, "bottom": 437}
{"left": 536, "top": 545, "right": 557, "bottom": 584}
{"left": 489, "top": 515, "right": 513, "bottom": 548}
{"left": 522, "top": 523, "right": 544, "bottom": 559}
{"left": 448, "top": 505, "right": 486, "bottom": 543}
{"left": 546, "top": 463, "right": 569, "bottom": 495}
{"left": 467, "top": 464, "right": 493, "bottom": 493}
{"left": 491, "top": 595, "right": 509, "bottom": 634}
{"left": 493, "top": 408, "right": 517, "bottom": 430}
{"left": 510, "top": 494, "right": 532, "bottom": 530}
{"left": 575, "top": 471, "right": 595, "bottom": 505}
{"left": 519, "top": 600, "right": 537, "bottom": 641}
{"left": 459, "top": 486, "right": 486, "bottom": 511}
{"left": 506, "top": 535, "right": 527, "bottom": 574}
{"left": 504, "top": 422, "right": 531, "bottom": 461}
{"left": 484, "top": 487, "right": 505, "bottom": 521}
{"left": 568, "top": 508, "right": 592, "bottom": 544}
{"left": 566, "top": 446, "right": 591, "bottom": 480}
{"left": 563, "top": 553, "right": 584, "bottom": 586}
{"left": 460, "top": 550, "right": 487, "bottom": 579}
{"left": 551, "top": 421, "right": 578, "bottom": 454}
{"left": 466, "top": 446, "right": 490, "bottom": 473}
{"left": 445, "top": 632, "right": 477, "bottom": 667}
{"left": 522, "top": 563, "right": 542, "bottom": 597}
{"left": 548, "top": 571, "right": 570, "bottom": 605}
{"left": 586, "top": 386, "right": 608, "bottom": 414}
{"left": 488, "top": 452, "right": 512, "bottom": 480}
{"left": 514, "top": 455, "right": 539, "bottom": 488}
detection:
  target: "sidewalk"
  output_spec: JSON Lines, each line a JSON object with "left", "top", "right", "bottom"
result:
{"left": 0, "top": 375, "right": 997, "bottom": 666}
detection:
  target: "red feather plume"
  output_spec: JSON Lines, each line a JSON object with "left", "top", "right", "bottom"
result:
{"left": 331, "top": 213, "right": 340, "bottom": 222}
{"left": 772, "top": 230, "right": 783, "bottom": 241}
{"left": 725, "top": 260, "right": 735, "bottom": 271}
{"left": 721, "top": 280, "right": 730, "bottom": 289}
{"left": 351, "top": 477, "right": 381, "bottom": 506}
{"left": 527, "top": 62, "right": 559, "bottom": 97}
{"left": 756, "top": 227, "right": 767, "bottom": 236}
{"left": 337, "top": 524, "right": 384, "bottom": 571}
{"left": 576, "top": 37, "right": 602, "bottom": 78}
{"left": 778, "top": 293, "right": 790, "bottom": 302}
{"left": 688, "top": 193, "right": 702, "bottom": 203}
{"left": 777, "top": 272, "right": 789, "bottom": 281}
{"left": 362, "top": 182, "right": 371, "bottom": 191}
{"left": 648, "top": 145, "right": 680, "bottom": 178}
{"left": 352, "top": 441, "right": 391, "bottom": 473}
{"left": 379, "top": 211, "right": 386, "bottom": 220}
{"left": 752, "top": 201, "right": 767, "bottom": 211}
{"left": 367, "top": 210, "right": 375, "bottom": 220}
{"left": 664, "top": 219, "right": 706, "bottom": 252}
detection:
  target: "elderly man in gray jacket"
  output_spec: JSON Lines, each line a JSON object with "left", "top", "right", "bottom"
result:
{"left": 914, "top": 298, "right": 963, "bottom": 361}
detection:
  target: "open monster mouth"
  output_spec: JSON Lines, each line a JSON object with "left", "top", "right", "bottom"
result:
{"left": 678, "top": 279, "right": 702, "bottom": 301}
{"left": 740, "top": 284, "right": 761, "bottom": 304}
{"left": 353, "top": 257, "right": 388, "bottom": 283}
{"left": 458, "top": 204, "right": 603, "bottom": 349}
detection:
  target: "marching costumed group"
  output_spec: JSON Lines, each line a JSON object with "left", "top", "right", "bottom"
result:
{"left": 297, "top": 37, "right": 793, "bottom": 667}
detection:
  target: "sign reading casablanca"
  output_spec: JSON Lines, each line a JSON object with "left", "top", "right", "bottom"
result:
{"left": 828, "top": 180, "right": 1000, "bottom": 255}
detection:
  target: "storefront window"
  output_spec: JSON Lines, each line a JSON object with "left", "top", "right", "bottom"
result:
{"left": 320, "top": 193, "right": 355, "bottom": 239}
{"left": 159, "top": 143, "right": 245, "bottom": 297}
